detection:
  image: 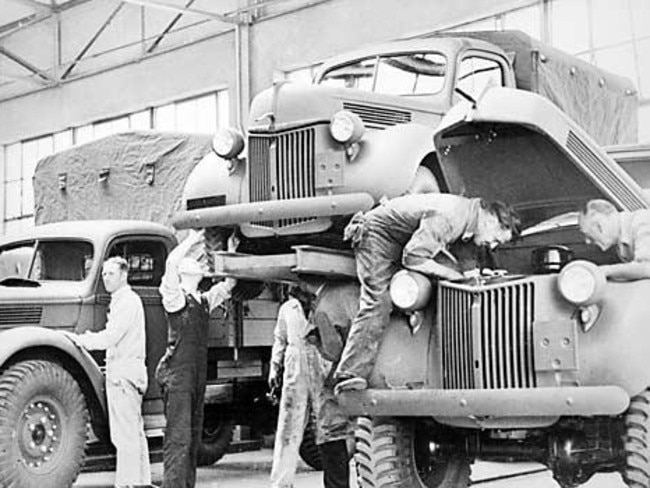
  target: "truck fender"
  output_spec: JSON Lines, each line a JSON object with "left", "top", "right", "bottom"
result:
{"left": 345, "top": 123, "right": 436, "bottom": 200}
{"left": 182, "top": 152, "right": 246, "bottom": 209}
{"left": 0, "top": 326, "right": 106, "bottom": 414}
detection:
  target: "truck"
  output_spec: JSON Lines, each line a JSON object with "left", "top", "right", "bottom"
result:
{"left": 205, "top": 86, "right": 650, "bottom": 488}
{"left": 0, "top": 131, "right": 328, "bottom": 487}
{"left": 172, "top": 30, "right": 638, "bottom": 247}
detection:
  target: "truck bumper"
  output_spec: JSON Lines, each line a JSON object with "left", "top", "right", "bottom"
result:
{"left": 172, "top": 192, "right": 374, "bottom": 230}
{"left": 337, "top": 386, "right": 630, "bottom": 417}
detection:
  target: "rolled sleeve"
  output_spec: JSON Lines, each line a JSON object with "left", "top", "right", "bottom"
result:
{"left": 204, "top": 281, "right": 232, "bottom": 312}
{"left": 159, "top": 264, "right": 185, "bottom": 313}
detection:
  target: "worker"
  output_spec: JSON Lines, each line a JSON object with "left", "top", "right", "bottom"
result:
{"left": 579, "top": 199, "right": 650, "bottom": 280}
{"left": 269, "top": 285, "right": 322, "bottom": 488}
{"left": 156, "top": 230, "right": 237, "bottom": 488}
{"left": 308, "top": 280, "right": 360, "bottom": 488}
{"left": 74, "top": 256, "right": 152, "bottom": 487}
{"left": 334, "top": 193, "right": 520, "bottom": 393}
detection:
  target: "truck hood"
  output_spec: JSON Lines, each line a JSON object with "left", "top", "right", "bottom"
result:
{"left": 433, "top": 87, "right": 648, "bottom": 228}
{"left": 248, "top": 82, "right": 444, "bottom": 132}
{"left": 0, "top": 280, "right": 86, "bottom": 304}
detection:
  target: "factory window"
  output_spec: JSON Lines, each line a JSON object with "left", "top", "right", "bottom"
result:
{"left": 153, "top": 91, "right": 228, "bottom": 134}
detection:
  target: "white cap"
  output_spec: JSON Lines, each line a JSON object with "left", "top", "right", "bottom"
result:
{"left": 178, "top": 258, "right": 206, "bottom": 276}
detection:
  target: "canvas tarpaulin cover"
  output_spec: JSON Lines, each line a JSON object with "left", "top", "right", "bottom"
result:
{"left": 34, "top": 131, "right": 212, "bottom": 226}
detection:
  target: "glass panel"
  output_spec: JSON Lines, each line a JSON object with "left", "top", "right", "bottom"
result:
{"left": 37, "top": 135, "right": 53, "bottom": 160}
{"left": 130, "top": 110, "right": 151, "bottom": 130}
{"left": 196, "top": 94, "right": 217, "bottom": 133}
{"left": 21, "top": 140, "right": 39, "bottom": 182}
{"left": 21, "top": 177, "right": 33, "bottom": 216}
{"left": 502, "top": 5, "right": 541, "bottom": 40}
{"left": 5, "top": 143, "right": 21, "bottom": 182}
{"left": 593, "top": 43, "right": 638, "bottom": 90}
{"left": 639, "top": 105, "right": 650, "bottom": 143}
{"left": 94, "top": 117, "right": 128, "bottom": 139}
{"left": 319, "top": 57, "right": 377, "bottom": 91}
{"left": 455, "top": 56, "right": 504, "bottom": 101}
{"left": 3, "top": 218, "right": 32, "bottom": 237}
{"left": 176, "top": 98, "right": 198, "bottom": 132}
{"left": 591, "top": 0, "right": 633, "bottom": 48}
{"left": 637, "top": 38, "right": 650, "bottom": 98}
{"left": 30, "top": 240, "right": 94, "bottom": 281}
{"left": 107, "top": 239, "right": 166, "bottom": 286}
{"left": 5, "top": 180, "right": 21, "bottom": 219}
{"left": 217, "top": 90, "right": 230, "bottom": 129}
{"left": 375, "top": 53, "right": 447, "bottom": 96}
{"left": 54, "top": 130, "right": 73, "bottom": 152}
{"left": 0, "top": 241, "right": 35, "bottom": 280}
{"left": 551, "top": 0, "right": 590, "bottom": 54}
{"left": 154, "top": 103, "right": 176, "bottom": 131}
{"left": 75, "top": 125, "right": 94, "bottom": 145}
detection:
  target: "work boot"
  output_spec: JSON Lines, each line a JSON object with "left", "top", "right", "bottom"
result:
{"left": 319, "top": 440, "right": 350, "bottom": 488}
{"left": 334, "top": 376, "right": 367, "bottom": 395}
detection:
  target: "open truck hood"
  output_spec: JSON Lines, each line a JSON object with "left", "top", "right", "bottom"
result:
{"left": 433, "top": 87, "right": 648, "bottom": 228}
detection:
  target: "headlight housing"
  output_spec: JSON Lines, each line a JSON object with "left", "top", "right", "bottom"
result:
{"left": 557, "top": 260, "right": 606, "bottom": 306}
{"left": 212, "top": 128, "right": 245, "bottom": 159}
{"left": 390, "top": 270, "right": 432, "bottom": 312}
{"left": 329, "top": 110, "right": 365, "bottom": 144}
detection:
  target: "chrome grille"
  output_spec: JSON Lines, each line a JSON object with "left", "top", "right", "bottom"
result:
{"left": 439, "top": 281, "right": 536, "bottom": 389}
{"left": 343, "top": 102, "right": 411, "bottom": 130}
{"left": 248, "top": 127, "right": 316, "bottom": 228}
{"left": 0, "top": 305, "right": 42, "bottom": 325}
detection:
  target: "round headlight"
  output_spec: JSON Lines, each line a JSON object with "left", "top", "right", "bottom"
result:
{"left": 330, "top": 110, "right": 365, "bottom": 144}
{"left": 212, "top": 128, "right": 245, "bottom": 159}
{"left": 390, "top": 270, "right": 432, "bottom": 311}
{"left": 557, "top": 260, "right": 606, "bottom": 305}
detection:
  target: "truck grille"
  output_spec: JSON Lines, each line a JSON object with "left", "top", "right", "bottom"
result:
{"left": 0, "top": 305, "right": 43, "bottom": 325}
{"left": 439, "top": 280, "right": 536, "bottom": 389}
{"left": 343, "top": 102, "right": 411, "bottom": 130}
{"left": 248, "top": 127, "right": 317, "bottom": 228}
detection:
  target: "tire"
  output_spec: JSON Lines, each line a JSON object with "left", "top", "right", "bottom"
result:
{"left": 0, "top": 360, "right": 88, "bottom": 488}
{"left": 623, "top": 388, "right": 650, "bottom": 487}
{"left": 299, "top": 415, "right": 323, "bottom": 471}
{"left": 197, "top": 415, "right": 235, "bottom": 467}
{"left": 354, "top": 417, "right": 470, "bottom": 488}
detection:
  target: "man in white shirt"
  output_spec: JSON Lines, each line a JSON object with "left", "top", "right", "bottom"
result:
{"left": 75, "top": 256, "right": 152, "bottom": 488}
{"left": 155, "top": 230, "right": 237, "bottom": 488}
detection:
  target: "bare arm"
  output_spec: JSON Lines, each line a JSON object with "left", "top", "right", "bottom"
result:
{"left": 601, "top": 261, "right": 650, "bottom": 281}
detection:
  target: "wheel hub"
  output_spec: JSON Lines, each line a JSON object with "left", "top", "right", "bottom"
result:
{"left": 20, "top": 401, "right": 60, "bottom": 468}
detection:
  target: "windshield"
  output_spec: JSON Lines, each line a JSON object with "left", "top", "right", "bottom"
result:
{"left": 0, "top": 240, "right": 94, "bottom": 282}
{"left": 319, "top": 52, "right": 447, "bottom": 96}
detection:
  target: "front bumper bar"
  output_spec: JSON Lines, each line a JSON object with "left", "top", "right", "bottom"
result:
{"left": 172, "top": 192, "right": 374, "bottom": 229}
{"left": 337, "top": 386, "right": 629, "bottom": 417}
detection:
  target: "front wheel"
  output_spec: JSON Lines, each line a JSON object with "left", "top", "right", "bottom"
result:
{"left": 197, "top": 413, "right": 235, "bottom": 467}
{"left": 354, "top": 417, "right": 470, "bottom": 488}
{"left": 623, "top": 388, "right": 650, "bottom": 487}
{"left": 0, "top": 360, "right": 88, "bottom": 488}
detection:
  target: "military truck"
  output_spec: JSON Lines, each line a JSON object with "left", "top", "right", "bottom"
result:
{"left": 204, "top": 86, "right": 650, "bottom": 488}
{"left": 173, "top": 30, "right": 638, "bottom": 246}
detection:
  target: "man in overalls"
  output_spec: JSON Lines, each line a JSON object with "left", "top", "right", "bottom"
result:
{"left": 156, "top": 230, "right": 237, "bottom": 488}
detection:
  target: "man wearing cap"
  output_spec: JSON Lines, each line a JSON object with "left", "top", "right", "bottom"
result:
{"left": 156, "top": 230, "right": 237, "bottom": 488}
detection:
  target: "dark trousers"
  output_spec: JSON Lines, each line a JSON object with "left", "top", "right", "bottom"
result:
{"left": 336, "top": 223, "right": 401, "bottom": 380}
{"left": 161, "top": 365, "right": 206, "bottom": 488}
{"left": 319, "top": 440, "right": 349, "bottom": 488}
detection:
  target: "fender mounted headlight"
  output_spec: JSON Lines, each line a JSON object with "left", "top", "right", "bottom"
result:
{"left": 329, "top": 110, "right": 365, "bottom": 144}
{"left": 212, "top": 128, "right": 245, "bottom": 159}
{"left": 390, "top": 269, "right": 432, "bottom": 312}
{"left": 557, "top": 260, "right": 606, "bottom": 306}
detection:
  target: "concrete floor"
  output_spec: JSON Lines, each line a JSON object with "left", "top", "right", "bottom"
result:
{"left": 74, "top": 448, "right": 629, "bottom": 488}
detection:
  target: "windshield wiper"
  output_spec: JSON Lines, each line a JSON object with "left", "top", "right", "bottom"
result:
{"left": 0, "top": 277, "right": 41, "bottom": 288}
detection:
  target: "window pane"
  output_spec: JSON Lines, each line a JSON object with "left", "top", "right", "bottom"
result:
{"left": 593, "top": 43, "right": 638, "bottom": 90}
{"left": 5, "top": 143, "right": 21, "bottom": 182}
{"left": 94, "top": 117, "right": 128, "bottom": 139}
{"left": 503, "top": 5, "right": 541, "bottom": 40}
{"left": 591, "top": 0, "right": 633, "bottom": 48}
{"left": 54, "top": 130, "right": 73, "bottom": 152}
{"left": 176, "top": 99, "right": 198, "bottom": 132}
{"left": 456, "top": 56, "right": 504, "bottom": 101}
{"left": 75, "top": 125, "right": 94, "bottom": 145}
{"left": 154, "top": 104, "right": 176, "bottom": 131}
{"left": 196, "top": 94, "right": 217, "bottom": 133}
{"left": 375, "top": 53, "right": 447, "bottom": 95}
{"left": 631, "top": 0, "right": 650, "bottom": 41}
{"left": 217, "top": 90, "right": 230, "bottom": 129}
{"left": 21, "top": 140, "right": 39, "bottom": 182}
{"left": 3, "top": 218, "right": 32, "bottom": 237}
{"left": 639, "top": 105, "right": 650, "bottom": 142}
{"left": 551, "top": 0, "right": 590, "bottom": 54}
{"left": 320, "top": 57, "right": 377, "bottom": 91}
{"left": 5, "top": 180, "right": 21, "bottom": 219}
{"left": 22, "top": 177, "right": 33, "bottom": 216}
{"left": 0, "top": 241, "right": 34, "bottom": 280}
{"left": 130, "top": 110, "right": 151, "bottom": 130}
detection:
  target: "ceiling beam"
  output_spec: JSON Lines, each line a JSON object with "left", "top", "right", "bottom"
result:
{"left": 121, "top": 0, "right": 239, "bottom": 24}
{"left": 8, "top": 0, "right": 53, "bottom": 12}
{"left": 146, "top": 0, "right": 195, "bottom": 54}
{"left": 0, "top": 46, "right": 55, "bottom": 83}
